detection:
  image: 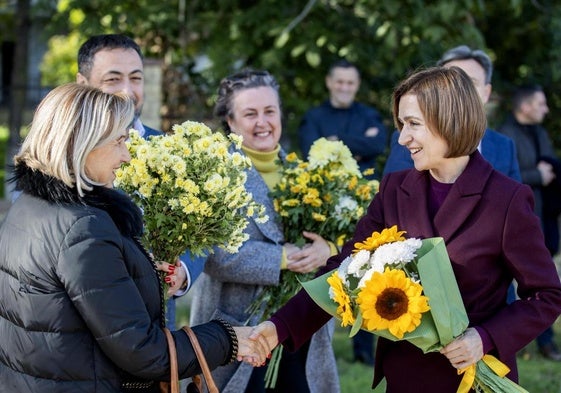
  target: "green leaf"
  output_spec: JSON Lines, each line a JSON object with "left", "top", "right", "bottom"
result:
{"left": 275, "top": 31, "right": 290, "bottom": 48}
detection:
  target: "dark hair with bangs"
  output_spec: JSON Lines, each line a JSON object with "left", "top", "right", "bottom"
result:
{"left": 392, "top": 66, "right": 486, "bottom": 158}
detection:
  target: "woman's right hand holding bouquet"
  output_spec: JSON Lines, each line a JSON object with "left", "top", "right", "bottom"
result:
{"left": 440, "top": 327, "right": 484, "bottom": 370}
{"left": 285, "top": 231, "right": 331, "bottom": 274}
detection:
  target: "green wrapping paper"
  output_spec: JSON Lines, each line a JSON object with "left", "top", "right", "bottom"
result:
{"left": 301, "top": 237, "right": 529, "bottom": 393}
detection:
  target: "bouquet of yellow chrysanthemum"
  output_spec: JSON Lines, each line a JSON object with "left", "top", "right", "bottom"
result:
{"left": 249, "top": 138, "right": 379, "bottom": 322}
{"left": 302, "top": 226, "right": 529, "bottom": 393}
{"left": 273, "top": 137, "right": 378, "bottom": 249}
{"left": 115, "top": 121, "right": 268, "bottom": 268}
{"left": 249, "top": 138, "right": 378, "bottom": 387}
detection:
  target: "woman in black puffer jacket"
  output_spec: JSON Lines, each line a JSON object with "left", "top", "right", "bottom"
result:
{"left": 0, "top": 84, "right": 268, "bottom": 393}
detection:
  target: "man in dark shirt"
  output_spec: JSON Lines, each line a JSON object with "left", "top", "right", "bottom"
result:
{"left": 298, "top": 59, "right": 387, "bottom": 180}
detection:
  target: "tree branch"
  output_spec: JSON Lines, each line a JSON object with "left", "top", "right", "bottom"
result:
{"left": 282, "top": 0, "right": 318, "bottom": 35}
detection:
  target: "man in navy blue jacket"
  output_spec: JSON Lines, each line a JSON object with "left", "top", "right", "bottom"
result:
{"left": 383, "top": 45, "right": 521, "bottom": 183}
{"left": 77, "top": 34, "right": 206, "bottom": 328}
{"left": 298, "top": 59, "right": 387, "bottom": 180}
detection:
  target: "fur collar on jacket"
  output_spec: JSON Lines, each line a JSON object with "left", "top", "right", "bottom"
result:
{"left": 12, "top": 163, "right": 143, "bottom": 238}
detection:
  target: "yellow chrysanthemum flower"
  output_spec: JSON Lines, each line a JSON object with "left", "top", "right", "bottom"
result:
{"left": 302, "top": 188, "right": 321, "bottom": 206}
{"left": 362, "top": 168, "right": 375, "bottom": 177}
{"left": 355, "top": 184, "right": 374, "bottom": 200}
{"left": 282, "top": 199, "right": 300, "bottom": 207}
{"left": 312, "top": 212, "right": 327, "bottom": 222}
{"left": 336, "top": 234, "right": 347, "bottom": 248}
{"left": 286, "top": 152, "right": 299, "bottom": 162}
{"left": 353, "top": 225, "right": 406, "bottom": 253}
{"left": 357, "top": 268, "right": 430, "bottom": 339}
{"left": 348, "top": 176, "right": 358, "bottom": 191}
{"left": 296, "top": 172, "right": 311, "bottom": 186}
{"left": 290, "top": 184, "right": 305, "bottom": 194}
{"left": 327, "top": 272, "right": 355, "bottom": 327}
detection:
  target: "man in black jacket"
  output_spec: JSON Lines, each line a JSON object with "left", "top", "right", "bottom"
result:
{"left": 498, "top": 84, "right": 561, "bottom": 361}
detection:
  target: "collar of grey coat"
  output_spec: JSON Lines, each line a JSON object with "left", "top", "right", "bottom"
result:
{"left": 239, "top": 146, "right": 286, "bottom": 243}
{"left": 12, "top": 162, "right": 143, "bottom": 238}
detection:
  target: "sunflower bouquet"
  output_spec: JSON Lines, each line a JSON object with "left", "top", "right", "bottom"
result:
{"left": 115, "top": 121, "right": 268, "bottom": 272}
{"left": 302, "top": 226, "right": 529, "bottom": 393}
{"left": 249, "top": 138, "right": 378, "bottom": 387}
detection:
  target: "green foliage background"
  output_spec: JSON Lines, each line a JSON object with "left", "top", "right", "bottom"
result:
{"left": 23, "top": 0, "right": 560, "bottom": 153}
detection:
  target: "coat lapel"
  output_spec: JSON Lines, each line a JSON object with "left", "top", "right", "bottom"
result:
{"left": 397, "top": 170, "right": 436, "bottom": 239}
{"left": 396, "top": 151, "right": 493, "bottom": 242}
{"left": 434, "top": 151, "right": 493, "bottom": 241}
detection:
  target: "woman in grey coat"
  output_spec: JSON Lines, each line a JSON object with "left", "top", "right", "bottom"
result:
{"left": 0, "top": 83, "right": 269, "bottom": 393}
{"left": 190, "top": 69, "right": 340, "bottom": 393}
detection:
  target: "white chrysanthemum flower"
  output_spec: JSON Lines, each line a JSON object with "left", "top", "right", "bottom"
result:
{"left": 357, "top": 266, "right": 382, "bottom": 288}
{"left": 334, "top": 196, "right": 358, "bottom": 218}
{"left": 368, "top": 251, "right": 387, "bottom": 273}
{"left": 203, "top": 173, "right": 224, "bottom": 193}
{"left": 307, "top": 138, "right": 340, "bottom": 168}
{"left": 336, "top": 255, "right": 353, "bottom": 285}
{"left": 347, "top": 250, "right": 372, "bottom": 277}
{"left": 370, "top": 238, "right": 423, "bottom": 267}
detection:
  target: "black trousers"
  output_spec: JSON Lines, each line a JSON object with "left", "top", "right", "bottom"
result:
{"left": 245, "top": 340, "right": 311, "bottom": 393}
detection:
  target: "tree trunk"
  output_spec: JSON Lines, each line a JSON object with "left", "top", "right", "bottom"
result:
{"left": 5, "top": 0, "right": 30, "bottom": 199}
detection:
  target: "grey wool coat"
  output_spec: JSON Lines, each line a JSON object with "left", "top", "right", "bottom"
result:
{"left": 189, "top": 148, "right": 340, "bottom": 393}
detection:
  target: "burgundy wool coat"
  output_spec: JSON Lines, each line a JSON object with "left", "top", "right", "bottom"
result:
{"left": 271, "top": 151, "right": 561, "bottom": 393}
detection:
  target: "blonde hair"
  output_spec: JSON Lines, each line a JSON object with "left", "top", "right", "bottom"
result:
{"left": 392, "top": 66, "right": 486, "bottom": 157}
{"left": 15, "top": 83, "right": 134, "bottom": 196}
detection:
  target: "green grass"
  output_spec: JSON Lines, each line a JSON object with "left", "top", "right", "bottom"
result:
{"left": 334, "top": 322, "right": 561, "bottom": 393}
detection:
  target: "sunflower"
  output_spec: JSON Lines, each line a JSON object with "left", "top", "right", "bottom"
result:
{"left": 357, "top": 268, "right": 430, "bottom": 339}
{"left": 354, "top": 225, "right": 407, "bottom": 253}
{"left": 327, "top": 271, "right": 356, "bottom": 327}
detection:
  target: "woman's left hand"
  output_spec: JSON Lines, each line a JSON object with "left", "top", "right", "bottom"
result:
{"left": 440, "top": 327, "right": 483, "bottom": 369}
{"left": 286, "top": 231, "right": 331, "bottom": 273}
{"left": 156, "top": 260, "right": 187, "bottom": 296}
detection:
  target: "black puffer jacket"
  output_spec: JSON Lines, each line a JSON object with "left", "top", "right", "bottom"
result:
{"left": 0, "top": 164, "right": 233, "bottom": 392}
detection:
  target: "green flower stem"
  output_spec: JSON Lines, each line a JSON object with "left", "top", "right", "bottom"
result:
{"left": 264, "top": 346, "right": 283, "bottom": 389}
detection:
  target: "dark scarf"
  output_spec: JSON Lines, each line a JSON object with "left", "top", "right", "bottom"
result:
{"left": 11, "top": 164, "right": 143, "bottom": 238}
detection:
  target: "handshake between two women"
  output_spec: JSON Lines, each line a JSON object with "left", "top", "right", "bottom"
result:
{"left": 235, "top": 322, "right": 279, "bottom": 366}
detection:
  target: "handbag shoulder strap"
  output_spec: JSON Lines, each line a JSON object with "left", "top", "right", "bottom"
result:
{"left": 182, "top": 326, "right": 219, "bottom": 393}
{"left": 163, "top": 327, "right": 180, "bottom": 393}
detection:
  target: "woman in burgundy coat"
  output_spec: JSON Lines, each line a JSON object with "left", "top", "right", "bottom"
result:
{"left": 250, "top": 67, "right": 561, "bottom": 392}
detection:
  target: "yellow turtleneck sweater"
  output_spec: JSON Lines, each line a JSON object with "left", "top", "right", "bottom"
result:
{"left": 241, "top": 145, "right": 282, "bottom": 191}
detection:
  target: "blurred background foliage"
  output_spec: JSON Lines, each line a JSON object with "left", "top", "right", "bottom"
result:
{"left": 6, "top": 0, "right": 561, "bottom": 151}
